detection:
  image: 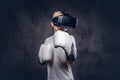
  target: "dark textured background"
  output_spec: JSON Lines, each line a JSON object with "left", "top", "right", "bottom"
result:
{"left": 0, "top": 0, "right": 120, "bottom": 80}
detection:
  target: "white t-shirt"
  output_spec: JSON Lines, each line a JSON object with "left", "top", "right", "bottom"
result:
{"left": 38, "top": 35, "right": 77, "bottom": 80}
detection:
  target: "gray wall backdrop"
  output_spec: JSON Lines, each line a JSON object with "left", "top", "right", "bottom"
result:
{"left": 0, "top": 0, "right": 120, "bottom": 80}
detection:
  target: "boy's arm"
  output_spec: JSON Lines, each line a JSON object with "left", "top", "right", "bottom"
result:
{"left": 61, "top": 36, "right": 77, "bottom": 64}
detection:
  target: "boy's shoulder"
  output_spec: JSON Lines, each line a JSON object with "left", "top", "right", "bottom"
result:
{"left": 70, "top": 35, "right": 74, "bottom": 38}
{"left": 44, "top": 36, "right": 54, "bottom": 44}
{"left": 70, "top": 35, "right": 75, "bottom": 39}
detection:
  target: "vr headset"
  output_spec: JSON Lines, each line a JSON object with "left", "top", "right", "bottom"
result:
{"left": 52, "top": 15, "right": 78, "bottom": 28}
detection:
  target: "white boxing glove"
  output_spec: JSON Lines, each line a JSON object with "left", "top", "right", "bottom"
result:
{"left": 38, "top": 43, "right": 53, "bottom": 64}
{"left": 54, "top": 30, "right": 72, "bottom": 54}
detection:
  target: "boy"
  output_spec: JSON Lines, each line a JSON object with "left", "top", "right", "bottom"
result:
{"left": 38, "top": 11, "right": 77, "bottom": 80}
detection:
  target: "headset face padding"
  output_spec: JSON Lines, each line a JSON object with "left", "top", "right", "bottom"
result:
{"left": 52, "top": 15, "right": 77, "bottom": 28}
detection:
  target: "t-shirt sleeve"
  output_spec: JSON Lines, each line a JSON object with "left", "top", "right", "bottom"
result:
{"left": 38, "top": 41, "right": 53, "bottom": 64}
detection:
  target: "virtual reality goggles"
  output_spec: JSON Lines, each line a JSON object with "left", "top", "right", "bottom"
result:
{"left": 52, "top": 15, "right": 78, "bottom": 28}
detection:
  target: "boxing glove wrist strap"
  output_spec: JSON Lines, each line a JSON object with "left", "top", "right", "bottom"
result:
{"left": 66, "top": 54, "right": 75, "bottom": 62}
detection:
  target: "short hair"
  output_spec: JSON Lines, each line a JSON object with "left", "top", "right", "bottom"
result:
{"left": 52, "top": 10, "right": 69, "bottom": 18}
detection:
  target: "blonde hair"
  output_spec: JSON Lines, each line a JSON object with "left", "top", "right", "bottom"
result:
{"left": 52, "top": 11, "right": 64, "bottom": 18}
